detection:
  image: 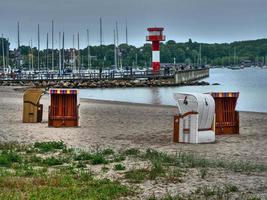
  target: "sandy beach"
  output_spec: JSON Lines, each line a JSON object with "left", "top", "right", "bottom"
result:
{"left": 0, "top": 86, "right": 266, "bottom": 198}
{"left": 0, "top": 86, "right": 266, "bottom": 163}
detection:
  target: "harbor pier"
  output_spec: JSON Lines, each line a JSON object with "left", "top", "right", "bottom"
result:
{"left": 0, "top": 68, "right": 209, "bottom": 88}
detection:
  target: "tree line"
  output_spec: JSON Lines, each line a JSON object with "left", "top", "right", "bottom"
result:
{"left": 0, "top": 37, "right": 267, "bottom": 70}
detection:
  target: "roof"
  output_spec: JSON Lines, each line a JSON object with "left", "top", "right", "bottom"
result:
{"left": 23, "top": 88, "right": 44, "bottom": 105}
{"left": 173, "top": 93, "right": 215, "bottom": 129}
{"left": 50, "top": 89, "right": 78, "bottom": 94}
{"left": 147, "top": 27, "right": 164, "bottom": 32}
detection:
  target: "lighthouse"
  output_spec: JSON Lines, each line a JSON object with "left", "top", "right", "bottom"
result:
{"left": 146, "top": 27, "right": 165, "bottom": 72}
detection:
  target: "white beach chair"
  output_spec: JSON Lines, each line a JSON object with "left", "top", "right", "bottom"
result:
{"left": 173, "top": 93, "right": 216, "bottom": 144}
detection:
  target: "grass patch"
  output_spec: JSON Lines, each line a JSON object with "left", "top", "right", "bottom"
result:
{"left": 42, "top": 156, "right": 66, "bottom": 166}
{"left": 194, "top": 184, "right": 238, "bottom": 199}
{"left": 123, "top": 148, "right": 140, "bottom": 156}
{"left": 114, "top": 163, "right": 126, "bottom": 171}
{"left": 74, "top": 151, "right": 108, "bottom": 165}
{"left": 144, "top": 149, "right": 175, "bottom": 165}
{"left": 165, "top": 167, "right": 184, "bottom": 183}
{"left": 102, "top": 166, "right": 109, "bottom": 172}
{"left": 125, "top": 162, "right": 166, "bottom": 183}
{"left": 74, "top": 151, "right": 92, "bottom": 161}
{"left": 0, "top": 171, "right": 131, "bottom": 200}
{"left": 149, "top": 184, "right": 239, "bottom": 200}
{"left": 14, "top": 164, "right": 48, "bottom": 177}
{"left": 125, "top": 168, "right": 150, "bottom": 183}
{"left": 0, "top": 142, "right": 30, "bottom": 152}
{"left": 176, "top": 152, "right": 267, "bottom": 173}
{"left": 149, "top": 160, "right": 165, "bottom": 179}
{"left": 147, "top": 194, "right": 184, "bottom": 200}
{"left": 101, "top": 148, "right": 115, "bottom": 155}
{"left": 0, "top": 141, "right": 265, "bottom": 199}
{"left": 76, "top": 161, "right": 86, "bottom": 168}
{"left": 34, "top": 141, "right": 66, "bottom": 152}
{"left": 90, "top": 153, "right": 108, "bottom": 165}
{"left": 112, "top": 154, "right": 126, "bottom": 162}
{"left": 199, "top": 167, "right": 208, "bottom": 179}
{"left": 0, "top": 151, "right": 22, "bottom": 167}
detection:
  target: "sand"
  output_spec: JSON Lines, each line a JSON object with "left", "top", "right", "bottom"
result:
{"left": 0, "top": 86, "right": 266, "bottom": 198}
{"left": 0, "top": 86, "right": 266, "bottom": 164}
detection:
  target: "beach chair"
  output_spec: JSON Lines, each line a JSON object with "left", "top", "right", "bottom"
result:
{"left": 23, "top": 88, "right": 44, "bottom": 123}
{"left": 173, "top": 93, "right": 216, "bottom": 144}
{"left": 48, "top": 89, "right": 79, "bottom": 127}
{"left": 210, "top": 92, "right": 239, "bottom": 134}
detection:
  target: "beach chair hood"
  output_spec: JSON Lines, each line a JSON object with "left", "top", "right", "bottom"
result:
{"left": 173, "top": 93, "right": 215, "bottom": 129}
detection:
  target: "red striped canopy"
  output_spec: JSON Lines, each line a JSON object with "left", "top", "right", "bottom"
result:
{"left": 49, "top": 89, "right": 77, "bottom": 95}
{"left": 211, "top": 92, "right": 239, "bottom": 98}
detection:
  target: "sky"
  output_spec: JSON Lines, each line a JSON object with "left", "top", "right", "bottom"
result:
{"left": 0, "top": 0, "right": 266, "bottom": 49}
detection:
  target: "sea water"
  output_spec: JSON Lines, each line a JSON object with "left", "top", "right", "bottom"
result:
{"left": 80, "top": 68, "right": 267, "bottom": 113}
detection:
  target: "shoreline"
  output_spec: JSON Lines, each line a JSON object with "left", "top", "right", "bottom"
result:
{"left": 3, "top": 85, "right": 267, "bottom": 114}
{"left": 80, "top": 97, "right": 267, "bottom": 114}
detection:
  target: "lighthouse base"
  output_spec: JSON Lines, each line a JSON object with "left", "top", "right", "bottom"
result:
{"left": 152, "top": 62, "right": 160, "bottom": 72}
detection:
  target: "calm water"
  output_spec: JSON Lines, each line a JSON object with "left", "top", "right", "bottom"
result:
{"left": 80, "top": 68, "right": 267, "bottom": 113}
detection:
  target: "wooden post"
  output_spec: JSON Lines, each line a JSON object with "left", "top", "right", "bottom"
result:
{"left": 173, "top": 115, "right": 180, "bottom": 143}
{"left": 211, "top": 114, "right": 216, "bottom": 133}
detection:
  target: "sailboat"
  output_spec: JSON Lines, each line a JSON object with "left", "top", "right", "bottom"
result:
{"left": 228, "top": 46, "right": 241, "bottom": 70}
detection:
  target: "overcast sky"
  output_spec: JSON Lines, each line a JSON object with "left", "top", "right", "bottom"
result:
{"left": 0, "top": 0, "right": 266, "bottom": 49}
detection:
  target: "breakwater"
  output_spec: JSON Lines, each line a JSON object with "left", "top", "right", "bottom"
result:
{"left": 174, "top": 68, "right": 209, "bottom": 84}
{"left": 0, "top": 68, "right": 209, "bottom": 88}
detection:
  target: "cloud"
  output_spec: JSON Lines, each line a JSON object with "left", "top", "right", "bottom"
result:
{"left": 1, "top": 0, "right": 266, "bottom": 49}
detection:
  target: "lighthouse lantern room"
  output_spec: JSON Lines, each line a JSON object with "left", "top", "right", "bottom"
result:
{"left": 146, "top": 27, "right": 165, "bottom": 72}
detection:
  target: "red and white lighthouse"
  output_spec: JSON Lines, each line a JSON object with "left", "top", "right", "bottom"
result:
{"left": 146, "top": 27, "right": 165, "bottom": 72}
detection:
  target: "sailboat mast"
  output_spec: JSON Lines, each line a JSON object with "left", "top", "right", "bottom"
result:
{"left": 17, "top": 22, "right": 20, "bottom": 68}
{"left": 7, "top": 38, "right": 9, "bottom": 70}
{"left": 234, "top": 46, "right": 236, "bottom": 65}
{"left": 37, "top": 24, "right": 40, "bottom": 71}
{"left": 100, "top": 18, "right": 103, "bottom": 46}
{"left": 17, "top": 22, "right": 20, "bottom": 49}
{"left": 31, "top": 39, "right": 33, "bottom": 71}
{"left": 116, "top": 21, "right": 120, "bottom": 69}
{"left": 87, "top": 29, "right": 91, "bottom": 68}
{"left": 45, "top": 33, "right": 48, "bottom": 71}
{"left": 59, "top": 32, "right": 61, "bottom": 75}
{"left": 46, "top": 33, "right": 48, "bottom": 71}
{"left": 62, "top": 32, "right": 65, "bottom": 72}
{"left": 199, "top": 43, "right": 202, "bottom": 66}
{"left": 114, "top": 29, "right": 117, "bottom": 70}
{"left": 77, "top": 32, "right": 80, "bottom": 72}
{"left": 126, "top": 19, "right": 128, "bottom": 45}
{"left": 51, "top": 20, "right": 54, "bottom": 70}
{"left": 72, "top": 34, "right": 76, "bottom": 71}
{"left": 1, "top": 34, "right": 6, "bottom": 72}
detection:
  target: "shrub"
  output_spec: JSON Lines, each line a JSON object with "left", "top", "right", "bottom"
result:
{"left": 34, "top": 141, "right": 66, "bottom": 152}
{"left": 114, "top": 164, "right": 126, "bottom": 171}
{"left": 124, "top": 148, "right": 140, "bottom": 156}
{"left": 124, "top": 169, "right": 149, "bottom": 183}
{"left": 101, "top": 148, "right": 114, "bottom": 155}
{"left": 74, "top": 151, "right": 92, "bottom": 161}
{"left": 112, "top": 154, "right": 126, "bottom": 162}
{"left": 42, "top": 156, "right": 65, "bottom": 166}
{"left": 0, "top": 151, "right": 22, "bottom": 167}
{"left": 90, "top": 153, "right": 108, "bottom": 165}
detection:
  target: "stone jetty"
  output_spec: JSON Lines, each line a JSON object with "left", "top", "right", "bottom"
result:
{"left": 0, "top": 78, "right": 210, "bottom": 88}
